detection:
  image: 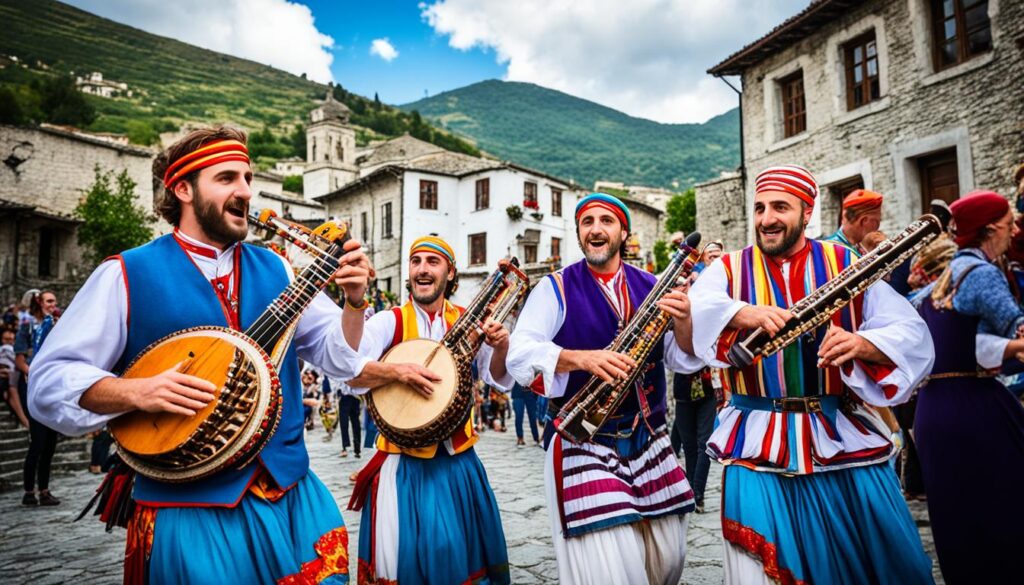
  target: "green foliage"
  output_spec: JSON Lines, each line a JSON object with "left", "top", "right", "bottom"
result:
{"left": 37, "top": 74, "right": 95, "bottom": 126}
{"left": 506, "top": 205, "right": 524, "bottom": 221}
{"left": 653, "top": 240, "right": 671, "bottom": 273}
{"left": 0, "top": 85, "right": 24, "bottom": 124}
{"left": 75, "top": 166, "right": 155, "bottom": 264}
{"left": 282, "top": 175, "right": 303, "bottom": 194}
{"left": 665, "top": 188, "right": 696, "bottom": 235}
{"left": 289, "top": 124, "right": 306, "bottom": 158}
{"left": 248, "top": 126, "right": 292, "bottom": 160}
{"left": 402, "top": 80, "right": 739, "bottom": 189}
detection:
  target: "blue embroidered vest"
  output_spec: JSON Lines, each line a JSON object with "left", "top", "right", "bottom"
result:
{"left": 118, "top": 234, "right": 305, "bottom": 507}
{"left": 550, "top": 260, "right": 667, "bottom": 435}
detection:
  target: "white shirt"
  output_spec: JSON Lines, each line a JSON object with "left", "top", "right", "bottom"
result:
{"left": 28, "top": 231, "right": 369, "bottom": 436}
{"left": 687, "top": 257, "right": 935, "bottom": 406}
{"left": 506, "top": 270, "right": 695, "bottom": 399}
{"left": 350, "top": 300, "right": 513, "bottom": 393}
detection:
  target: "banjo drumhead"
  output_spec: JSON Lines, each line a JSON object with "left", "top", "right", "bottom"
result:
{"left": 375, "top": 339, "right": 458, "bottom": 431}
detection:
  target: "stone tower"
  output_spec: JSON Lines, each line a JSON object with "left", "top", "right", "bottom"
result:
{"left": 303, "top": 89, "right": 358, "bottom": 201}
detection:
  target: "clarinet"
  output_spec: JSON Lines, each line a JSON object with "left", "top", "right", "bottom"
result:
{"left": 727, "top": 215, "right": 942, "bottom": 368}
{"left": 554, "top": 232, "right": 702, "bottom": 444}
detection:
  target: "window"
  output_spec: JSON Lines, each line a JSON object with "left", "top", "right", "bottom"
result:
{"left": 844, "top": 32, "right": 880, "bottom": 110}
{"left": 551, "top": 188, "right": 562, "bottom": 217}
{"left": 475, "top": 179, "right": 490, "bottom": 210}
{"left": 381, "top": 202, "right": 393, "bottom": 238}
{"left": 828, "top": 176, "right": 866, "bottom": 229}
{"left": 360, "top": 211, "right": 368, "bottom": 242}
{"left": 419, "top": 180, "right": 438, "bottom": 210}
{"left": 383, "top": 277, "right": 393, "bottom": 294}
{"left": 780, "top": 71, "right": 806, "bottom": 138}
{"left": 469, "top": 233, "right": 487, "bottom": 266}
{"left": 37, "top": 228, "right": 54, "bottom": 277}
{"left": 524, "top": 243, "right": 538, "bottom": 264}
{"left": 931, "top": 0, "right": 991, "bottom": 71}
{"left": 551, "top": 237, "right": 561, "bottom": 260}
{"left": 524, "top": 181, "right": 538, "bottom": 209}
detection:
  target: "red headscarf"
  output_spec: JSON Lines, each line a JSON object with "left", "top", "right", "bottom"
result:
{"left": 949, "top": 191, "right": 1009, "bottom": 247}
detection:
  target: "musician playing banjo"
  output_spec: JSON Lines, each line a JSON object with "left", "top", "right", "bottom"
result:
{"left": 685, "top": 165, "right": 935, "bottom": 584}
{"left": 345, "top": 235, "right": 513, "bottom": 585}
{"left": 506, "top": 193, "right": 696, "bottom": 585}
{"left": 28, "top": 127, "right": 372, "bottom": 584}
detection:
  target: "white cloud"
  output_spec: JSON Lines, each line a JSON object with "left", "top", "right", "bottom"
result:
{"left": 370, "top": 38, "right": 400, "bottom": 62}
{"left": 421, "top": 0, "right": 808, "bottom": 123}
{"left": 65, "top": 0, "right": 335, "bottom": 83}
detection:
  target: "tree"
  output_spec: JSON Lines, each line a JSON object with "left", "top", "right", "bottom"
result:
{"left": 373, "top": 92, "right": 382, "bottom": 111}
{"left": 282, "top": 175, "right": 303, "bottom": 194}
{"left": 665, "top": 188, "right": 696, "bottom": 235}
{"left": 37, "top": 75, "right": 96, "bottom": 127}
{"left": 75, "top": 167, "right": 154, "bottom": 264}
{"left": 0, "top": 86, "right": 25, "bottom": 124}
{"left": 653, "top": 240, "right": 671, "bottom": 273}
{"left": 289, "top": 124, "right": 306, "bottom": 158}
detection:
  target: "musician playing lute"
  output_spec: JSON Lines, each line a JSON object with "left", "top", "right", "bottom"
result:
{"left": 685, "top": 165, "right": 935, "bottom": 584}
{"left": 345, "top": 235, "right": 513, "bottom": 585}
{"left": 506, "top": 193, "right": 696, "bottom": 585}
{"left": 28, "top": 127, "right": 372, "bottom": 584}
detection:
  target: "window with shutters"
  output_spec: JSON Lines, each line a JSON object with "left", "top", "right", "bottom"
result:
{"left": 419, "top": 180, "right": 438, "bottom": 210}
{"left": 475, "top": 179, "right": 490, "bottom": 210}
{"left": 780, "top": 71, "right": 806, "bottom": 138}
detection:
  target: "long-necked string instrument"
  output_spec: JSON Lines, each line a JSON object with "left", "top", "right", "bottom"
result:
{"left": 554, "top": 232, "right": 702, "bottom": 444}
{"left": 727, "top": 215, "right": 941, "bottom": 368}
{"left": 366, "top": 259, "right": 529, "bottom": 449}
{"left": 109, "top": 209, "right": 351, "bottom": 482}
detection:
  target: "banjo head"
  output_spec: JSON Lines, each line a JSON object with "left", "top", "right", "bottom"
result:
{"left": 372, "top": 339, "right": 459, "bottom": 433}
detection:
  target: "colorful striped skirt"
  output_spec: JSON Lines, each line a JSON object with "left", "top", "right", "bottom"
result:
{"left": 721, "top": 463, "right": 933, "bottom": 585}
{"left": 551, "top": 424, "right": 694, "bottom": 538}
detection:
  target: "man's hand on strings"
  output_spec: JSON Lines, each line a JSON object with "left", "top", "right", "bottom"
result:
{"left": 730, "top": 305, "right": 794, "bottom": 337}
{"left": 560, "top": 349, "right": 636, "bottom": 384}
{"left": 334, "top": 239, "right": 373, "bottom": 302}
{"left": 130, "top": 361, "right": 217, "bottom": 416}
{"left": 817, "top": 325, "right": 892, "bottom": 367}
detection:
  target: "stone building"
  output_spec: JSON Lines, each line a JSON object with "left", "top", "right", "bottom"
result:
{"left": 314, "top": 134, "right": 583, "bottom": 306}
{"left": 74, "top": 71, "right": 132, "bottom": 99}
{"left": 698, "top": 0, "right": 1024, "bottom": 246}
{"left": 0, "top": 124, "right": 156, "bottom": 302}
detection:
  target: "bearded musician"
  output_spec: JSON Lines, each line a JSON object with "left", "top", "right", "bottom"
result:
{"left": 506, "top": 193, "right": 696, "bottom": 585}
{"left": 28, "top": 127, "right": 371, "bottom": 584}
{"left": 686, "top": 165, "right": 935, "bottom": 584}
{"left": 346, "top": 236, "right": 512, "bottom": 585}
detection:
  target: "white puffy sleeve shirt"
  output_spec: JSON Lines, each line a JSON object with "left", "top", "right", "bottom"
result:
{"left": 506, "top": 275, "right": 696, "bottom": 399}
{"left": 28, "top": 243, "right": 368, "bottom": 437}
{"left": 688, "top": 257, "right": 934, "bottom": 407}
{"left": 348, "top": 302, "right": 514, "bottom": 395}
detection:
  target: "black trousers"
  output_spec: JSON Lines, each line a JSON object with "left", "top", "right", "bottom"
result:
{"left": 338, "top": 395, "right": 361, "bottom": 453}
{"left": 19, "top": 380, "right": 57, "bottom": 492}
{"left": 670, "top": 374, "right": 716, "bottom": 504}
{"left": 90, "top": 430, "right": 114, "bottom": 469}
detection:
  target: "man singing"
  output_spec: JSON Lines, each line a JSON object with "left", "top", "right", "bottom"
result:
{"left": 29, "top": 127, "right": 371, "bottom": 584}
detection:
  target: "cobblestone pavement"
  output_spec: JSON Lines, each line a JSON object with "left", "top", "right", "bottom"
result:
{"left": 0, "top": 425, "right": 941, "bottom": 584}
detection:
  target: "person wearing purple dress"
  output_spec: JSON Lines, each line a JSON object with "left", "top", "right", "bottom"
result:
{"left": 914, "top": 191, "right": 1024, "bottom": 584}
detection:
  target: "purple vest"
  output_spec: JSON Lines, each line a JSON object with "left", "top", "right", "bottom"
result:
{"left": 550, "top": 260, "right": 667, "bottom": 431}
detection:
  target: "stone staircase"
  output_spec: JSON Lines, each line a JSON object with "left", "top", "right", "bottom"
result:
{"left": 0, "top": 401, "right": 92, "bottom": 491}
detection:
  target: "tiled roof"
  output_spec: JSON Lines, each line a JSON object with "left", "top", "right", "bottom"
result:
{"left": 357, "top": 134, "right": 445, "bottom": 167}
{"left": 708, "top": 0, "right": 859, "bottom": 76}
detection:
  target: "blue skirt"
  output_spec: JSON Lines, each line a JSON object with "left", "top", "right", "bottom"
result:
{"left": 358, "top": 447, "right": 510, "bottom": 585}
{"left": 722, "top": 463, "right": 933, "bottom": 584}
{"left": 149, "top": 471, "right": 348, "bottom": 584}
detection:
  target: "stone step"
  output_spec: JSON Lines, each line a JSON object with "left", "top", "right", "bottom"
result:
{"left": 0, "top": 450, "right": 94, "bottom": 491}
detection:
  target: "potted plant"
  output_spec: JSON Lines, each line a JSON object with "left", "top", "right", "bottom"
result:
{"left": 530, "top": 211, "right": 544, "bottom": 221}
{"left": 506, "top": 204, "right": 524, "bottom": 221}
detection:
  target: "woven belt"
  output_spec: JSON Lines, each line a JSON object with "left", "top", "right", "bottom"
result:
{"left": 926, "top": 371, "right": 997, "bottom": 380}
{"left": 731, "top": 394, "right": 839, "bottom": 415}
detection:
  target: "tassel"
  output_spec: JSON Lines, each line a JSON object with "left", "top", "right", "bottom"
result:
{"left": 75, "top": 456, "right": 136, "bottom": 531}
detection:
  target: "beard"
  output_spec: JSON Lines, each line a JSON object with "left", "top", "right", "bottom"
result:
{"left": 756, "top": 215, "right": 806, "bottom": 257}
{"left": 580, "top": 231, "right": 624, "bottom": 267}
{"left": 410, "top": 274, "right": 447, "bottom": 305}
{"left": 193, "top": 186, "right": 249, "bottom": 245}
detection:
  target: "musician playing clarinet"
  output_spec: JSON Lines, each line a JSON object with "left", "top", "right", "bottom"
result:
{"left": 685, "top": 165, "right": 935, "bottom": 584}
{"left": 346, "top": 236, "right": 512, "bottom": 585}
{"left": 506, "top": 193, "right": 696, "bottom": 585}
{"left": 27, "top": 126, "right": 372, "bottom": 584}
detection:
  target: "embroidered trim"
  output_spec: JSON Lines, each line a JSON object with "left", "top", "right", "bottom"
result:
{"left": 722, "top": 518, "right": 807, "bottom": 585}
{"left": 277, "top": 527, "right": 350, "bottom": 585}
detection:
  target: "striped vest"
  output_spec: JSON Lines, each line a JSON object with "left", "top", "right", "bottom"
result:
{"left": 715, "top": 240, "right": 864, "bottom": 398}
{"left": 374, "top": 300, "right": 478, "bottom": 458}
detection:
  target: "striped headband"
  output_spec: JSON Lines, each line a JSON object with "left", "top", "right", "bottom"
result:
{"left": 575, "top": 192, "right": 631, "bottom": 232}
{"left": 410, "top": 236, "right": 456, "bottom": 267}
{"left": 754, "top": 165, "right": 818, "bottom": 207}
{"left": 162, "top": 139, "right": 250, "bottom": 189}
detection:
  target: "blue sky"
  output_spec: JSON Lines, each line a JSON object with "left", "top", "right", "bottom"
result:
{"left": 65, "top": 0, "right": 810, "bottom": 123}
{"left": 300, "top": 0, "right": 504, "bottom": 106}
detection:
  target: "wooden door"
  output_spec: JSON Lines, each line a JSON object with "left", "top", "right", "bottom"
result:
{"left": 918, "top": 149, "right": 960, "bottom": 211}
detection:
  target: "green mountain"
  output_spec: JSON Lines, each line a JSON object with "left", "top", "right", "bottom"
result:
{"left": 0, "top": 0, "right": 477, "bottom": 162}
{"left": 401, "top": 80, "right": 740, "bottom": 190}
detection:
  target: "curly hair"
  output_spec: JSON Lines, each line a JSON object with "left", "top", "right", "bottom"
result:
{"left": 152, "top": 126, "right": 248, "bottom": 226}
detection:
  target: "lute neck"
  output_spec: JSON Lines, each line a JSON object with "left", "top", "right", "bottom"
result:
{"left": 244, "top": 243, "right": 343, "bottom": 354}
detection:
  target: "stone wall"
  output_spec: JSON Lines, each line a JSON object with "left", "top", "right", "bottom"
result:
{"left": 695, "top": 173, "right": 747, "bottom": 252}
{"left": 737, "top": 0, "right": 1023, "bottom": 239}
